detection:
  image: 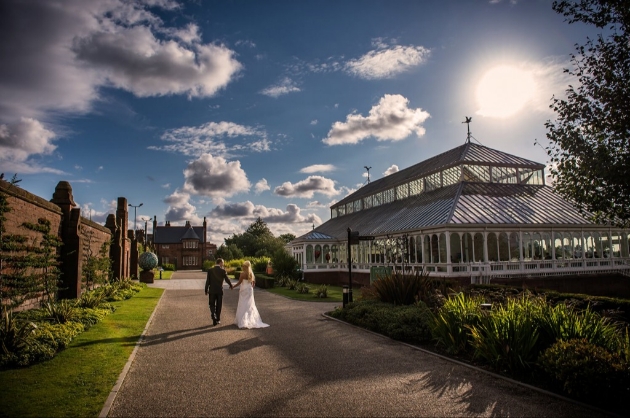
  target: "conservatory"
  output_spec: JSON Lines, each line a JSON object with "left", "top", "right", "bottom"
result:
{"left": 289, "top": 141, "right": 630, "bottom": 283}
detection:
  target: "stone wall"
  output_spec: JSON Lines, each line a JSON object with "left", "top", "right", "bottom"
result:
{"left": 1, "top": 179, "right": 130, "bottom": 307}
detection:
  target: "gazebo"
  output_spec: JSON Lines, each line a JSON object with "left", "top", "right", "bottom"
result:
{"left": 289, "top": 141, "right": 630, "bottom": 289}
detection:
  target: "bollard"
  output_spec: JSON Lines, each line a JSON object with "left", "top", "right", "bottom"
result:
{"left": 343, "top": 285, "right": 349, "bottom": 308}
{"left": 348, "top": 287, "right": 353, "bottom": 303}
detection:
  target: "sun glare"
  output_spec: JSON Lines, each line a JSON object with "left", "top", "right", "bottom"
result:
{"left": 476, "top": 65, "right": 536, "bottom": 118}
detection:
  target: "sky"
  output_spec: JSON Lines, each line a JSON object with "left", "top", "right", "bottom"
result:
{"left": 0, "top": 0, "right": 599, "bottom": 245}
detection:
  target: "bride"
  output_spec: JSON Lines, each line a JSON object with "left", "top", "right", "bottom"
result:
{"left": 232, "top": 261, "right": 269, "bottom": 329}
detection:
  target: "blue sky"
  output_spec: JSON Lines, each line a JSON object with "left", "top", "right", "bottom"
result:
{"left": 0, "top": 0, "right": 597, "bottom": 245}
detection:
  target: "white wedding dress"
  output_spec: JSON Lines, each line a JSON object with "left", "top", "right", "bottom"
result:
{"left": 234, "top": 279, "right": 269, "bottom": 329}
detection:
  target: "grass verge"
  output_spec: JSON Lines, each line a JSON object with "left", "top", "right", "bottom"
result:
{"left": 0, "top": 287, "right": 164, "bottom": 418}
{"left": 265, "top": 283, "right": 344, "bottom": 302}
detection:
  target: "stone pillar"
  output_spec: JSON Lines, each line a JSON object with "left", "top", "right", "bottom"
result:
{"left": 51, "top": 181, "right": 82, "bottom": 299}
{"left": 116, "top": 198, "right": 128, "bottom": 280}
{"left": 106, "top": 214, "right": 122, "bottom": 281}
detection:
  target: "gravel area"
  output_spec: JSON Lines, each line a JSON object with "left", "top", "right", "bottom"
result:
{"left": 105, "top": 270, "right": 610, "bottom": 417}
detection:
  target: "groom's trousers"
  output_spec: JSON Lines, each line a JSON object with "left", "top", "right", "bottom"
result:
{"left": 209, "top": 293, "right": 223, "bottom": 321}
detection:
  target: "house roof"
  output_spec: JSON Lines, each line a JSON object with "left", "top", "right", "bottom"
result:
{"left": 292, "top": 182, "right": 594, "bottom": 243}
{"left": 333, "top": 142, "right": 544, "bottom": 208}
{"left": 154, "top": 225, "right": 205, "bottom": 244}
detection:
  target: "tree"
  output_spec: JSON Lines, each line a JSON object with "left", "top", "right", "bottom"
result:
{"left": 224, "top": 218, "right": 285, "bottom": 257}
{"left": 542, "top": 0, "right": 630, "bottom": 227}
{"left": 279, "top": 233, "right": 296, "bottom": 244}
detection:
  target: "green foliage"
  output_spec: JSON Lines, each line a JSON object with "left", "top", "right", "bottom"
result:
{"left": 468, "top": 296, "right": 544, "bottom": 374}
{"left": 539, "top": 338, "right": 629, "bottom": 402}
{"left": 431, "top": 292, "right": 484, "bottom": 355}
{"left": 83, "top": 241, "right": 112, "bottom": 291}
{"left": 278, "top": 233, "right": 296, "bottom": 244}
{"left": 223, "top": 218, "right": 286, "bottom": 258}
{"left": 1, "top": 308, "right": 36, "bottom": 356}
{"left": 202, "top": 259, "right": 215, "bottom": 271}
{"left": 295, "top": 282, "right": 310, "bottom": 294}
{"left": 543, "top": 0, "right": 630, "bottom": 227}
{"left": 76, "top": 290, "right": 106, "bottom": 309}
{"left": 371, "top": 269, "right": 435, "bottom": 306}
{"left": 271, "top": 248, "right": 299, "bottom": 278}
{"left": 329, "top": 300, "right": 433, "bottom": 344}
{"left": 275, "top": 275, "right": 290, "bottom": 287}
{"left": 162, "top": 263, "right": 176, "bottom": 271}
{"left": 252, "top": 257, "right": 270, "bottom": 273}
{"left": 537, "top": 301, "right": 623, "bottom": 352}
{"left": 287, "top": 279, "right": 298, "bottom": 290}
{"left": 314, "top": 284, "right": 328, "bottom": 298}
{"left": 43, "top": 300, "right": 78, "bottom": 324}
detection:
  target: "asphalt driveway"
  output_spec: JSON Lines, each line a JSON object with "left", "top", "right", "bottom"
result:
{"left": 104, "top": 270, "right": 608, "bottom": 417}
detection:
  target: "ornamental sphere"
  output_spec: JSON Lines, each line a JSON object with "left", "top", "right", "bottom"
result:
{"left": 138, "top": 252, "right": 158, "bottom": 271}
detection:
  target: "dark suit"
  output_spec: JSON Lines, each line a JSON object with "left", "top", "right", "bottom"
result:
{"left": 205, "top": 265, "right": 232, "bottom": 324}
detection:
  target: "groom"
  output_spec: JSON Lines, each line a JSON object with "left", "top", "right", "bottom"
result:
{"left": 204, "top": 258, "right": 233, "bottom": 326}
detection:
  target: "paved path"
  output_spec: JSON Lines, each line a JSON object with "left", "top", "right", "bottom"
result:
{"left": 105, "top": 270, "right": 608, "bottom": 417}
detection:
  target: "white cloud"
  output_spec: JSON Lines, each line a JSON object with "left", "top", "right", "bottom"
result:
{"left": 254, "top": 178, "right": 270, "bottom": 194}
{"left": 345, "top": 45, "right": 430, "bottom": 80}
{"left": 306, "top": 201, "right": 326, "bottom": 208}
{"left": 151, "top": 121, "right": 268, "bottom": 157}
{"left": 383, "top": 165, "right": 399, "bottom": 176}
{"left": 260, "top": 77, "right": 301, "bottom": 98}
{"left": 161, "top": 183, "right": 171, "bottom": 189}
{"left": 211, "top": 201, "right": 321, "bottom": 225}
{"left": 182, "top": 153, "right": 250, "bottom": 198}
{"left": 0, "top": 118, "right": 57, "bottom": 162}
{"left": 163, "top": 189, "right": 202, "bottom": 224}
{"left": 300, "top": 164, "right": 336, "bottom": 174}
{"left": 310, "top": 119, "right": 318, "bottom": 125}
{"left": 323, "top": 94, "right": 430, "bottom": 146}
{"left": 274, "top": 176, "right": 339, "bottom": 198}
{"left": 0, "top": 1, "right": 242, "bottom": 121}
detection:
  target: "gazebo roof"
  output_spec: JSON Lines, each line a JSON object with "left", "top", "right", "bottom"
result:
{"left": 333, "top": 142, "right": 544, "bottom": 209}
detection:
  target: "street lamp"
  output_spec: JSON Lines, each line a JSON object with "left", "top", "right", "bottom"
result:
{"left": 128, "top": 202, "right": 143, "bottom": 240}
{"left": 141, "top": 217, "right": 150, "bottom": 250}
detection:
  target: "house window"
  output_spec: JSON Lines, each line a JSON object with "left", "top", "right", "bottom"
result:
{"left": 162, "top": 245, "right": 169, "bottom": 249}
{"left": 183, "top": 241, "right": 198, "bottom": 249}
{"left": 183, "top": 256, "right": 197, "bottom": 266}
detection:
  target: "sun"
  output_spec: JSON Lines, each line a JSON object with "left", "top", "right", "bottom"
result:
{"left": 475, "top": 65, "right": 536, "bottom": 118}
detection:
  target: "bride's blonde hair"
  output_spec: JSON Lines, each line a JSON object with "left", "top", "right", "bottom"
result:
{"left": 242, "top": 261, "right": 254, "bottom": 281}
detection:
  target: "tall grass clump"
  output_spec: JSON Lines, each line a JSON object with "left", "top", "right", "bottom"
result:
{"left": 431, "top": 292, "right": 484, "bottom": 355}
{"left": 371, "top": 269, "right": 431, "bottom": 306}
{"left": 468, "top": 295, "right": 544, "bottom": 374}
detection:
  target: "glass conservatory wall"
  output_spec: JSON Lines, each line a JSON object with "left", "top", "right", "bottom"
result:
{"left": 439, "top": 233, "right": 447, "bottom": 264}
{"left": 415, "top": 236, "right": 423, "bottom": 263}
{"left": 409, "top": 237, "right": 416, "bottom": 263}
{"left": 306, "top": 245, "right": 314, "bottom": 263}
{"left": 474, "top": 233, "right": 484, "bottom": 262}
{"left": 509, "top": 232, "right": 520, "bottom": 261}
{"left": 487, "top": 233, "right": 498, "bottom": 262}
{"left": 462, "top": 233, "right": 473, "bottom": 262}
{"left": 323, "top": 244, "right": 330, "bottom": 263}
{"left": 499, "top": 232, "right": 510, "bottom": 261}
{"left": 450, "top": 233, "right": 461, "bottom": 263}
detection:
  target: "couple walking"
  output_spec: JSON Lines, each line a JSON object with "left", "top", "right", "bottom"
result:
{"left": 204, "top": 258, "right": 269, "bottom": 329}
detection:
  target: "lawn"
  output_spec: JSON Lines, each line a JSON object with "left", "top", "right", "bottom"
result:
{"left": 0, "top": 287, "right": 164, "bottom": 418}
{"left": 265, "top": 282, "right": 344, "bottom": 302}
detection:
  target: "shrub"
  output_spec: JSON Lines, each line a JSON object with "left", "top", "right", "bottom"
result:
{"left": 538, "top": 338, "right": 629, "bottom": 404}
{"left": 431, "top": 292, "right": 484, "bottom": 355}
{"left": 371, "top": 269, "right": 435, "bottom": 306}
{"left": 295, "top": 283, "right": 310, "bottom": 294}
{"left": 1, "top": 309, "right": 36, "bottom": 356}
{"left": 314, "top": 284, "right": 328, "bottom": 298}
{"left": 329, "top": 300, "right": 433, "bottom": 344}
{"left": 287, "top": 279, "right": 298, "bottom": 290}
{"left": 468, "top": 295, "right": 544, "bottom": 374}
{"left": 275, "top": 275, "right": 290, "bottom": 287}
{"left": 538, "top": 302, "right": 622, "bottom": 353}
{"left": 162, "top": 263, "right": 176, "bottom": 271}
{"left": 43, "top": 300, "right": 78, "bottom": 324}
{"left": 202, "top": 260, "right": 215, "bottom": 271}
{"left": 252, "top": 257, "right": 270, "bottom": 274}
{"left": 271, "top": 249, "right": 299, "bottom": 277}
{"left": 76, "top": 290, "right": 106, "bottom": 309}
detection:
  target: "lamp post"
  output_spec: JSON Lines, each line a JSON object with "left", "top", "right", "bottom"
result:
{"left": 128, "top": 203, "right": 143, "bottom": 241}
{"left": 141, "top": 217, "right": 149, "bottom": 250}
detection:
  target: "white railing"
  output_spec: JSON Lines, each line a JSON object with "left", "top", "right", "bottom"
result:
{"left": 302, "top": 256, "right": 630, "bottom": 279}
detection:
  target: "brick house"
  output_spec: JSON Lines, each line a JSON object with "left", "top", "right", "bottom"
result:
{"left": 152, "top": 217, "right": 217, "bottom": 270}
